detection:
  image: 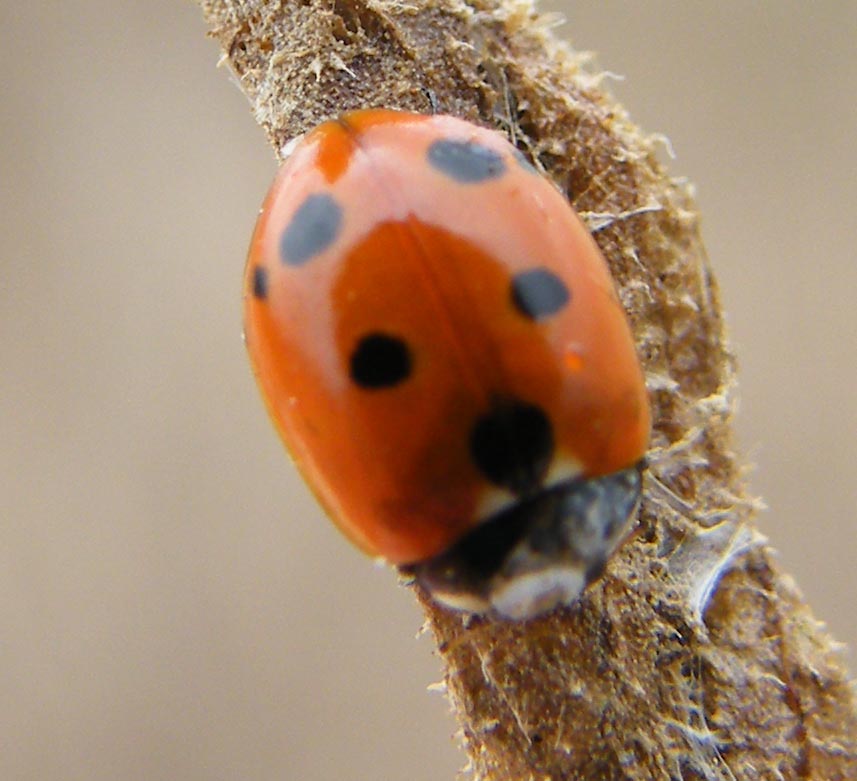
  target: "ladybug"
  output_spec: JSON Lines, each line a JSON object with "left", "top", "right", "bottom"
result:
{"left": 244, "top": 108, "right": 650, "bottom": 619}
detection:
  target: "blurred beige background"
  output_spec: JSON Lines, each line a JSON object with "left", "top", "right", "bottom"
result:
{"left": 1, "top": 3, "right": 854, "bottom": 780}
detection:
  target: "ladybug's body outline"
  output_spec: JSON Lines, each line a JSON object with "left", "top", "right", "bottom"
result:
{"left": 244, "top": 109, "right": 650, "bottom": 618}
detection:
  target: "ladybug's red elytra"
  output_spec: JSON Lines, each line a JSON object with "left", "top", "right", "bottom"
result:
{"left": 244, "top": 109, "right": 650, "bottom": 619}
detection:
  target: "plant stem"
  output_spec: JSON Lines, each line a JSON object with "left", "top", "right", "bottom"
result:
{"left": 197, "top": 1, "right": 857, "bottom": 777}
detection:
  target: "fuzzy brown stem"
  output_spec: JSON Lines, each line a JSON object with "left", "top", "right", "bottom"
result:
{"left": 196, "top": 1, "right": 857, "bottom": 778}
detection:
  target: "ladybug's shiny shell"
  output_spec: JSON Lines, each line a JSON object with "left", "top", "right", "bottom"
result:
{"left": 244, "top": 109, "right": 650, "bottom": 618}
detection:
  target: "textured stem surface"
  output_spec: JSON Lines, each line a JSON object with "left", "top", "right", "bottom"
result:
{"left": 197, "top": 1, "right": 857, "bottom": 778}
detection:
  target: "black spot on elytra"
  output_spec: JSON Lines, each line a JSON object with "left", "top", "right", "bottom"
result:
{"left": 511, "top": 268, "right": 570, "bottom": 320}
{"left": 470, "top": 401, "right": 554, "bottom": 493}
{"left": 427, "top": 139, "right": 506, "bottom": 183}
{"left": 280, "top": 193, "right": 343, "bottom": 265}
{"left": 252, "top": 266, "right": 268, "bottom": 299}
{"left": 350, "top": 333, "right": 412, "bottom": 389}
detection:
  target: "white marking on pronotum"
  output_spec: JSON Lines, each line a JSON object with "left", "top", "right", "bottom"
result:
{"left": 490, "top": 566, "right": 586, "bottom": 621}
